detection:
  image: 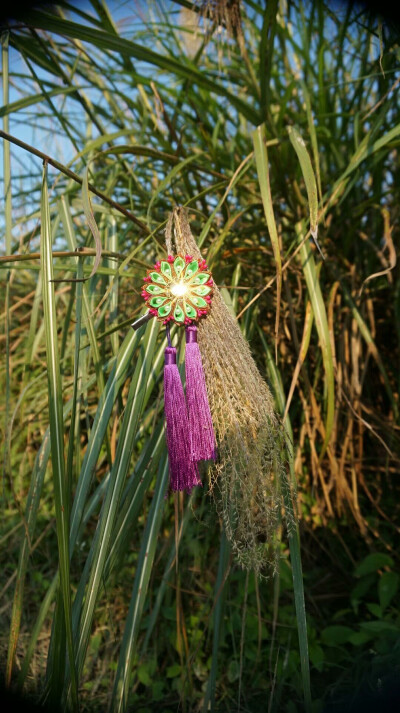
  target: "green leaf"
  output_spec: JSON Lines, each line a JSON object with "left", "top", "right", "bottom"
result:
{"left": 321, "top": 626, "right": 354, "bottom": 646}
{"left": 355, "top": 553, "right": 394, "bottom": 577}
{"left": 309, "top": 644, "right": 324, "bottom": 672}
{"left": 137, "top": 665, "right": 152, "bottom": 687}
{"left": 348, "top": 631, "right": 373, "bottom": 646}
{"left": 366, "top": 603, "right": 382, "bottom": 618}
{"left": 360, "top": 621, "right": 400, "bottom": 634}
{"left": 351, "top": 573, "right": 376, "bottom": 604}
{"left": 166, "top": 664, "right": 182, "bottom": 679}
{"left": 227, "top": 660, "right": 240, "bottom": 683}
{"left": 378, "top": 572, "right": 399, "bottom": 611}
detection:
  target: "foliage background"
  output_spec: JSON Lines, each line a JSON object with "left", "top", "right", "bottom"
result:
{"left": 1, "top": 1, "right": 400, "bottom": 711}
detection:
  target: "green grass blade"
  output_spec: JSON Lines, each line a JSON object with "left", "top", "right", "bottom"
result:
{"left": 203, "top": 531, "right": 231, "bottom": 713}
{"left": 297, "top": 223, "right": 335, "bottom": 456}
{"left": 65, "top": 259, "right": 84, "bottom": 517}
{"left": 140, "top": 492, "right": 195, "bottom": 656}
{"left": 197, "top": 167, "right": 252, "bottom": 249}
{"left": 300, "top": 81, "right": 323, "bottom": 207}
{"left": 7, "top": 375, "right": 95, "bottom": 693}
{"left": 71, "top": 422, "right": 164, "bottom": 627}
{"left": 17, "top": 572, "right": 59, "bottom": 689}
{"left": 23, "top": 271, "right": 43, "bottom": 370}
{"left": 285, "top": 517, "right": 312, "bottom": 713}
{"left": 68, "top": 326, "right": 146, "bottom": 551}
{"left": 2, "top": 31, "right": 12, "bottom": 500}
{"left": 59, "top": 195, "right": 106, "bottom": 394}
{"left": 20, "top": 9, "right": 256, "bottom": 123}
{"left": 323, "top": 120, "right": 400, "bottom": 217}
{"left": 259, "top": 0, "right": 279, "bottom": 121}
{"left": 108, "top": 216, "right": 119, "bottom": 356}
{"left": 40, "top": 164, "right": 79, "bottom": 710}
{"left": 259, "top": 328, "right": 312, "bottom": 712}
{"left": 71, "top": 318, "right": 160, "bottom": 689}
{"left": 81, "top": 163, "right": 103, "bottom": 278}
{"left": 252, "top": 124, "right": 282, "bottom": 352}
{"left": 105, "top": 423, "right": 165, "bottom": 579}
{"left": 288, "top": 125, "right": 321, "bottom": 254}
{"left": 284, "top": 300, "right": 314, "bottom": 422}
{"left": 110, "top": 457, "right": 169, "bottom": 713}
{"left": 24, "top": 54, "right": 80, "bottom": 154}
{"left": 5, "top": 428, "right": 50, "bottom": 686}
{"left": 2, "top": 32, "right": 11, "bottom": 254}
{"left": 259, "top": 327, "right": 294, "bottom": 446}
{"left": 0, "top": 85, "right": 77, "bottom": 118}
{"left": 146, "top": 152, "right": 202, "bottom": 227}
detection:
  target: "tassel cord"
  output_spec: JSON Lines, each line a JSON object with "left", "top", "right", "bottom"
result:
{"left": 166, "top": 323, "right": 172, "bottom": 348}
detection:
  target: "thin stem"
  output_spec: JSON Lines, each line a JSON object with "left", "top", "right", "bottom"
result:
{"left": 0, "top": 130, "right": 150, "bottom": 234}
{"left": 166, "top": 324, "right": 172, "bottom": 348}
{"left": 0, "top": 248, "right": 149, "bottom": 268}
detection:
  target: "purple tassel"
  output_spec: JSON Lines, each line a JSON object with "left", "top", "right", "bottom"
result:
{"left": 185, "top": 326, "right": 216, "bottom": 462}
{"left": 164, "top": 346, "right": 201, "bottom": 491}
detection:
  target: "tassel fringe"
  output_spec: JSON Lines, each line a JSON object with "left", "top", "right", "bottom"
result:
{"left": 185, "top": 326, "right": 216, "bottom": 462}
{"left": 164, "top": 346, "right": 201, "bottom": 492}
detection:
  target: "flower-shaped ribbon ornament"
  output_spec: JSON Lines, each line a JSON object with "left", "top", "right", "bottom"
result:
{"left": 142, "top": 254, "right": 213, "bottom": 325}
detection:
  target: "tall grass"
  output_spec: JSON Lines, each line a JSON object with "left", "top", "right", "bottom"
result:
{"left": 1, "top": 1, "right": 399, "bottom": 711}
